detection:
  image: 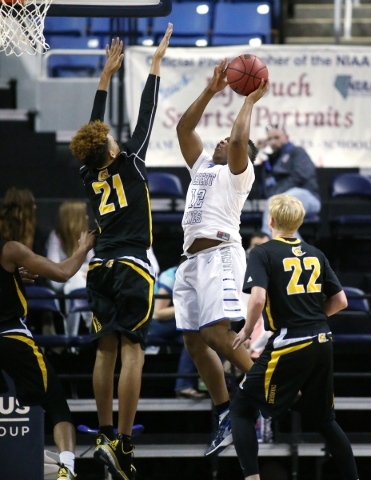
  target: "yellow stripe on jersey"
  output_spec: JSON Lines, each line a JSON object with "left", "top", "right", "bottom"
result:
{"left": 4, "top": 335, "right": 48, "bottom": 391}
{"left": 118, "top": 260, "right": 154, "bottom": 331}
{"left": 274, "top": 237, "right": 301, "bottom": 245}
{"left": 13, "top": 276, "right": 27, "bottom": 317}
{"left": 264, "top": 341, "right": 313, "bottom": 401}
{"left": 144, "top": 182, "right": 153, "bottom": 246}
{"left": 88, "top": 262, "right": 103, "bottom": 271}
{"left": 265, "top": 294, "right": 276, "bottom": 331}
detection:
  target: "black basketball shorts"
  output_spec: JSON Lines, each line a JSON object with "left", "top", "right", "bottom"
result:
{"left": 0, "top": 333, "right": 70, "bottom": 415}
{"left": 87, "top": 255, "right": 155, "bottom": 348}
{"left": 234, "top": 330, "right": 335, "bottom": 423}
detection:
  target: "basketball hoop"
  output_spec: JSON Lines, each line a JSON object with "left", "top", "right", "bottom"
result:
{"left": 0, "top": 0, "right": 52, "bottom": 56}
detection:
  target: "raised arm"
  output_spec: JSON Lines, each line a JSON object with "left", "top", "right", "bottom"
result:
{"left": 90, "top": 38, "right": 124, "bottom": 122}
{"left": 1, "top": 232, "right": 96, "bottom": 282}
{"left": 125, "top": 24, "right": 172, "bottom": 157}
{"left": 176, "top": 59, "right": 228, "bottom": 168}
{"left": 228, "top": 79, "right": 269, "bottom": 175}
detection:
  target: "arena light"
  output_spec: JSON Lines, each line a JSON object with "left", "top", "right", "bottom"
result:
{"left": 87, "top": 38, "right": 99, "bottom": 48}
{"left": 257, "top": 4, "right": 270, "bottom": 14}
{"left": 142, "top": 39, "right": 154, "bottom": 46}
{"left": 196, "top": 39, "right": 208, "bottom": 47}
{"left": 249, "top": 37, "right": 262, "bottom": 47}
{"left": 196, "top": 4, "right": 209, "bottom": 14}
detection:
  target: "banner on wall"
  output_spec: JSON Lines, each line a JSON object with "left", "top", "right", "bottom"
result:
{"left": 125, "top": 45, "right": 371, "bottom": 168}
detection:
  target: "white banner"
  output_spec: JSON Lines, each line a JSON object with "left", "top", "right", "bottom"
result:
{"left": 125, "top": 45, "right": 371, "bottom": 168}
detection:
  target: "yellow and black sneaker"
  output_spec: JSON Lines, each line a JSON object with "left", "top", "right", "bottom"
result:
{"left": 57, "top": 463, "right": 77, "bottom": 479}
{"left": 93, "top": 432, "right": 112, "bottom": 464}
{"left": 94, "top": 435, "right": 136, "bottom": 480}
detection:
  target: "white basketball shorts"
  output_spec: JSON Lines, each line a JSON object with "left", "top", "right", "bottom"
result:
{"left": 173, "top": 244, "right": 248, "bottom": 331}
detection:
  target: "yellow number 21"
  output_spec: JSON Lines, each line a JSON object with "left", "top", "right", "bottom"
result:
{"left": 283, "top": 257, "right": 321, "bottom": 295}
{"left": 92, "top": 174, "right": 128, "bottom": 216}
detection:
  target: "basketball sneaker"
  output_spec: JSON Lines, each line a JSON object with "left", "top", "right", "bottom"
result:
{"left": 57, "top": 463, "right": 77, "bottom": 479}
{"left": 93, "top": 432, "right": 112, "bottom": 464}
{"left": 204, "top": 409, "right": 233, "bottom": 456}
{"left": 94, "top": 435, "right": 136, "bottom": 480}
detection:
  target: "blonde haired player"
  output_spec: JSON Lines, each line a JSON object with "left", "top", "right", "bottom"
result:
{"left": 231, "top": 194, "right": 358, "bottom": 480}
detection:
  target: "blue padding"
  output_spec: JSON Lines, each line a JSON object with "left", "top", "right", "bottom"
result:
{"left": 25, "top": 286, "right": 61, "bottom": 314}
{"left": 240, "top": 212, "right": 262, "bottom": 224}
{"left": 147, "top": 172, "right": 184, "bottom": 198}
{"left": 331, "top": 173, "right": 371, "bottom": 198}
{"left": 333, "top": 215, "right": 371, "bottom": 225}
{"left": 33, "top": 334, "right": 70, "bottom": 347}
{"left": 343, "top": 286, "right": 370, "bottom": 312}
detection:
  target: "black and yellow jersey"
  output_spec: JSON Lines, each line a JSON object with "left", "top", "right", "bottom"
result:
{"left": 80, "top": 74, "right": 160, "bottom": 258}
{"left": 243, "top": 237, "right": 343, "bottom": 332}
{"left": 0, "top": 240, "right": 27, "bottom": 329}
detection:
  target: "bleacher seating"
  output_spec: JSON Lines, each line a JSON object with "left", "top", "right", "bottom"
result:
{"left": 211, "top": 2, "right": 271, "bottom": 45}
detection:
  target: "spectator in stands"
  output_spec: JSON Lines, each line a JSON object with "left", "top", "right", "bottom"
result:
{"left": 69, "top": 25, "right": 172, "bottom": 480}
{"left": 231, "top": 194, "right": 359, "bottom": 480}
{"left": 147, "top": 261, "right": 205, "bottom": 400}
{"left": 173, "top": 58, "right": 269, "bottom": 457}
{"left": 245, "top": 231, "right": 270, "bottom": 262}
{"left": 0, "top": 224, "right": 95, "bottom": 480}
{"left": 46, "top": 200, "right": 94, "bottom": 335}
{"left": 260, "top": 125, "right": 321, "bottom": 237}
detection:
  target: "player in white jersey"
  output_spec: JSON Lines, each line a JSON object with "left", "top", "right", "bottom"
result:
{"left": 173, "top": 58, "right": 269, "bottom": 456}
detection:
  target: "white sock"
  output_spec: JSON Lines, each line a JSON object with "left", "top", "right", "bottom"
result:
{"left": 59, "top": 451, "right": 75, "bottom": 474}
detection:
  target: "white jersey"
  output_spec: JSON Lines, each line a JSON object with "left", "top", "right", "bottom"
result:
{"left": 182, "top": 150, "right": 255, "bottom": 253}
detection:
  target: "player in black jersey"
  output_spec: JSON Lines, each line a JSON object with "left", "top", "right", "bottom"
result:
{"left": 0, "top": 232, "right": 95, "bottom": 480}
{"left": 230, "top": 194, "right": 359, "bottom": 480}
{"left": 69, "top": 25, "right": 172, "bottom": 480}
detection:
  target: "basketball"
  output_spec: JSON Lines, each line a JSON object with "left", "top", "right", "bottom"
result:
{"left": 226, "top": 54, "right": 268, "bottom": 96}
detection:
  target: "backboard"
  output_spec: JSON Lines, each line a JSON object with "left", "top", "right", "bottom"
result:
{"left": 47, "top": 0, "right": 172, "bottom": 17}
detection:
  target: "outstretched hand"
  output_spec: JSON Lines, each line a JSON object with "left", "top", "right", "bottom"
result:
{"left": 153, "top": 22, "right": 173, "bottom": 60}
{"left": 245, "top": 78, "right": 270, "bottom": 104}
{"left": 18, "top": 267, "right": 38, "bottom": 284}
{"left": 103, "top": 37, "right": 124, "bottom": 76}
{"left": 208, "top": 58, "right": 228, "bottom": 93}
{"left": 78, "top": 230, "right": 97, "bottom": 252}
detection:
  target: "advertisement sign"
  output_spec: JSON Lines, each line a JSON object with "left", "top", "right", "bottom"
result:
{"left": 125, "top": 45, "right": 371, "bottom": 168}
{"left": 0, "top": 372, "right": 44, "bottom": 479}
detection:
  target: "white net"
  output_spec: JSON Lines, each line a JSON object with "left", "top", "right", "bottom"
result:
{"left": 0, "top": 0, "right": 52, "bottom": 56}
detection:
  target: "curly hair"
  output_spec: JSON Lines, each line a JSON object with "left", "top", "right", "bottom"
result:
{"left": 0, "top": 187, "right": 36, "bottom": 249}
{"left": 70, "top": 120, "right": 110, "bottom": 169}
{"left": 56, "top": 201, "right": 89, "bottom": 257}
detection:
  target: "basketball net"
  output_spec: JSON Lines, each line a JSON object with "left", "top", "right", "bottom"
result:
{"left": 0, "top": 0, "right": 52, "bottom": 56}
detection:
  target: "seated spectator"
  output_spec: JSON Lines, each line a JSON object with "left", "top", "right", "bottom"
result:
{"left": 46, "top": 200, "right": 94, "bottom": 335}
{"left": 245, "top": 231, "right": 270, "bottom": 262}
{"left": 147, "top": 262, "right": 205, "bottom": 400}
{"left": 260, "top": 125, "right": 321, "bottom": 238}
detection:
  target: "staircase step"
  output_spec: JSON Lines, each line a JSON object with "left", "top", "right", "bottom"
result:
{"left": 285, "top": 36, "right": 371, "bottom": 45}
{"left": 286, "top": 18, "right": 371, "bottom": 37}
{"left": 295, "top": 4, "right": 371, "bottom": 19}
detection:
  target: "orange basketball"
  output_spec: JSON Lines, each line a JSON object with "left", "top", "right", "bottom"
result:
{"left": 226, "top": 54, "right": 268, "bottom": 96}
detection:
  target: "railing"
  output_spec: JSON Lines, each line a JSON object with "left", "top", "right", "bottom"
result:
{"left": 334, "top": 0, "right": 361, "bottom": 43}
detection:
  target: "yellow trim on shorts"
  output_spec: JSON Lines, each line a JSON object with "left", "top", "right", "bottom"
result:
{"left": 144, "top": 183, "right": 153, "bottom": 246}
{"left": 118, "top": 260, "right": 154, "bottom": 331}
{"left": 265, "top": 295, "right": 276, "bottom": 331}
{"left": 88, "top": 262, "right": 103, "bottom": 271}
{"left": 13, "top": 276, "right": 27, "bottom": 316}
{"left": 264, "top": 341, "right": 313, "bottom": 401}
{"left": 4, "top": 335, "right": 47, "bottom": 391}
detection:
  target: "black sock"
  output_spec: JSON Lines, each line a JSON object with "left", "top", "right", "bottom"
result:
{"left": 117, "top": 433, "right": 133, "bottom": 451}
{"left": 216, "top": 400, "right": 230, "bottom": 417}
{"left": 99, "top": 425, "right": 115, "bottom": 441}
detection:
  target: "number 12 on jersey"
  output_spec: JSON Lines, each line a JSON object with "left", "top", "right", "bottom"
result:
{"left": 92, "top": 174, "right": 128, "bottom": 216}
{"left": 283, "top": 256, "right": 321, "bottom": 295}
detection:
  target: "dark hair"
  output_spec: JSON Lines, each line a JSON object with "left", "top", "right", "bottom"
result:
{"left": 248, "top": 139, "right": 258, "bottom": 164}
